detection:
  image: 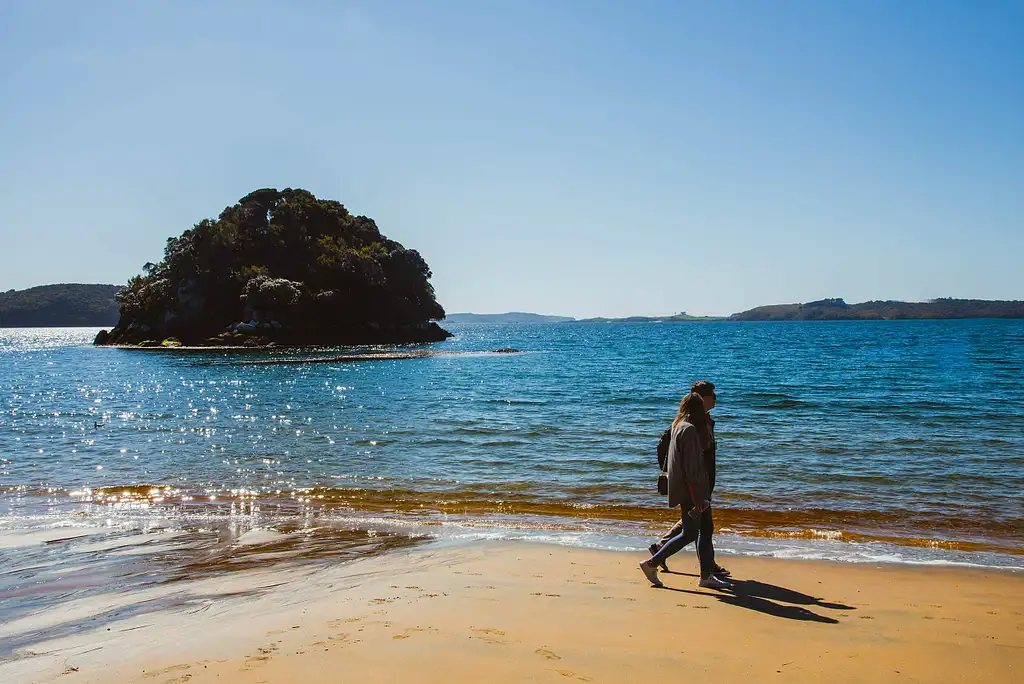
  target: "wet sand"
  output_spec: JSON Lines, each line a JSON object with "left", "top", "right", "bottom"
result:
{"left": 2, "top": 542, "right": 1021, "bottom": 683}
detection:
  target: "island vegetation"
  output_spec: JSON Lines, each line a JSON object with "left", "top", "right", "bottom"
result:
{"left": 0, "top": 284, "right": 121, "bottom": 327}
{"left": 728, "top": 298, "right": 1024, "bottom": 321}
{"left": 95, "top": 188, "right": 451, "bottom": 347}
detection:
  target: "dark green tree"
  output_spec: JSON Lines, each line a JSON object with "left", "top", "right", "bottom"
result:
{"left": 102, "top": 189, "right": 450, "bottom": 345}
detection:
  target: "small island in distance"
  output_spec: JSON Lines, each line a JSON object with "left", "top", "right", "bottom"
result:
{"left": 93, "top": 188, "right": 452, "bottom": 347}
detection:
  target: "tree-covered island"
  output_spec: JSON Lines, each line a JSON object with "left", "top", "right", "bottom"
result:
{"left": 95, "top": 188, "right": 451, "bottom": 347}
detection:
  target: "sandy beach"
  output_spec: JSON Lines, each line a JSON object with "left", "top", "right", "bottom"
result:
{"left": 2, "top": 542, "right": 1020, "bottom": 684}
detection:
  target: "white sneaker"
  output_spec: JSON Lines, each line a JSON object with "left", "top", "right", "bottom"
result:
{"left": 698, "top": 574, "right": 732, "bottom": 590}
{"left": 639, "top": 561, "right": 663, "bottom": 587}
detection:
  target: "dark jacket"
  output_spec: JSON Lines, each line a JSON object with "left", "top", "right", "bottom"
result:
{"left": 665, "top": 421, "right": 710, "bottom": 511}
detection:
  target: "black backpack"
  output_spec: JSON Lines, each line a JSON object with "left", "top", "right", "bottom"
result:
{"left": 656, "top": 427, "right": 672, "bottom": 471}
{"left": 656, "top": 428, "right": 671, "bottom": 495}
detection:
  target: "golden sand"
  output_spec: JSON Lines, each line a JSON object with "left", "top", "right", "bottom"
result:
{"left": 4, "top": 543, "right": 1021, "bottom": 683}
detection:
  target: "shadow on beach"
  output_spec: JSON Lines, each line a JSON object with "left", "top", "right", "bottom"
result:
{"left": 661, "top": 577, "right": 854, "bottom": 624}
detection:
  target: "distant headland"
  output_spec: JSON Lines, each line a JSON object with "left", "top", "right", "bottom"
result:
{"left": 576, "top": 313, "right": 725, "bottom": 323}
{"left": 445, "top": 300, "right": 1024, "bottom": 324}
{"left": 0, "top": 284, "right": 121, "bottom": 327}
{"left": 443, "top": 312, "right": 722, "bottom": 324}
{"left": 444, "top": 312, "right": 575, "bottom": 324}
{"left": 6, "top": 286, "right": 1024, "bottom": 333}
{"left": 727, "top": 298, "right": 1024, "bottom": 321}
{"left": 93, "top": 188, "right": 451, "bottom": 347}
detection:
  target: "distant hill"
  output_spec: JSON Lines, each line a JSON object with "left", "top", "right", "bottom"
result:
{"left": 577, "top": 313, "right": 725, "bottom": 323}
{"left": 443, "top": 312, "right": 576, "bottom": 324}
{"left": 0, "top": 284, "right": 122, "bottom": 327}
{"left": 729, "top": 298, "right": 1024, "bottom": 321}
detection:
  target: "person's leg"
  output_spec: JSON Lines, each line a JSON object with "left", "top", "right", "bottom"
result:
{"left": 649, "top": 518, "right": 687, "bottom": 570}
{"left": 694, "top": 508, "right": 730, "bottom": 588}
{"left": 695, "top": 508, "right": 715, "bottom": 578}
{"left": 696, "top": 508, "right": 730, "bottom": 577}
{"left": 649, "top": 512, "right": 699, "bottom": 567}
{"left": 658, "top": 519, "right": 684, "bottom": 545}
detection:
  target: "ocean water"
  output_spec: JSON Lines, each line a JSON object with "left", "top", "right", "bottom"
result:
{"left": 1, "top": 322, "right": 1022, "bottom": 635}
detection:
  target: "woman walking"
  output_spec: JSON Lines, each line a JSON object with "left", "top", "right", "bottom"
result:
{"left": 639, "top": 392, "right": 731, "bottom": 589}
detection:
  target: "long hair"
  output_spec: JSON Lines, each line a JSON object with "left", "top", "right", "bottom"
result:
{"left": 672, "top": 391, "right": 710, "bottom": 451}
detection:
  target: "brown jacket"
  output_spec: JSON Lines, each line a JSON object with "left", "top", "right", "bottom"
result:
{"left": 665, "top": 421, "right": 710, "bottom": 511}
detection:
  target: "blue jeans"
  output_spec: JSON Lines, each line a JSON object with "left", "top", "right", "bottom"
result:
{"left": 650, "top": 507, "right": 715, "bottom": 578}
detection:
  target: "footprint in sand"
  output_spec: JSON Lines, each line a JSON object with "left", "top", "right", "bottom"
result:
{"left": 329, "top": 617, "right": 365, "bottom": 627}
{"left": 143, "top": 664, "right": 192, "bottom": 679}
{"left": 244, "top": 655, "right": 270, "bottom": 668}
{"left": 392, "top": 627, "right": 435, "bottom": 640}
{"left": 554, "top": 669, "right": 593, "bottom": 681}
{"left": 470, "top": 627, "right": 513, "bottom": 645}
{"left": 536, "top": 648, "right": 561, "bottom": 660}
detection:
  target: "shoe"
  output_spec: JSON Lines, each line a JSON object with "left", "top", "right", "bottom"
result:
{"left": 698, "top": 574, "right": 732, "bottom": 590}
{"left": 639, "top": 561, "right": 663, "bottom": 588}
{"left": 713, "top": 564, "right": 731, "bottom": 578}
{"left": 648, "top": 544, "right": 670, "bottom": 572}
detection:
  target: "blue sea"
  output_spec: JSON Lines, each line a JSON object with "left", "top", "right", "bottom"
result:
{"left": 1, "top": 321, "right": 1022, "bottom": 636}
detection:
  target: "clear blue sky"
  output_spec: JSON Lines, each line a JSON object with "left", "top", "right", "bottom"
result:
{"left": 1, "top": 1, "right": 1021, "bottom": 317}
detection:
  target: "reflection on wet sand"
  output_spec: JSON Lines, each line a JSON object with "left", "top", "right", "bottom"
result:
{"left": 0, "top": 520, "right": 425, "bottom": 658}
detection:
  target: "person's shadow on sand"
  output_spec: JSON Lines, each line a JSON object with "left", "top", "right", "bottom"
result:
{"left": 661, "top": 578, "right": 854, "bottom": 623}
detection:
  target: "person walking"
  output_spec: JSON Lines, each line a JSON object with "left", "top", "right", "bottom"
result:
{"left": 648, "top": 380, "right": 729, "bottom": 579}
{"left": 640, "top": 391, "right": 731, "bottom": 589}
